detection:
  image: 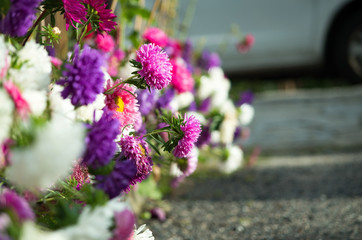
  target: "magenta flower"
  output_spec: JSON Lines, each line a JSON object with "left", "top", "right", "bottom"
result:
{"left": 173, "top": 114, "right": 201, "bottom": 158}
{"left": 170, "top": 58, "right": 194, "bottom": 93}
{"left": 62, "top": 0, "right": 87, "bottom": 30}
{"left": 0, "top": 189, "right": 34, "bottom": 222}
{"left": 118, "top": 135, "right": 153, "bottom": 184}
{"left": 3, "top": 81, "right": 30, "bottom": 119}
{"left": 95, "top": 33, "right": 115, "bottom": 52}
{"left": 83, "top": 0, "right": 117, "bottom": 33}
{"left": 142, "top": 27, "right": 168, "bottom": 47}
{"left": 172, "top": 147, "right": 198, "bottom": 188}
{"left": 136, "top": 43, "right": 172, "bottom": 90}
{"left": 111, "top": 209, "right": 135, "bottom": 240}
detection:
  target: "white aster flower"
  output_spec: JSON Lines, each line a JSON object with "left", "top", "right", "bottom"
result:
{"left": 219, "top": 100, "right": 238, "bottom": 145}
{"left": 75, "top": 93, "right": 105, "bottom": 122}
{"left": 61, "top": 199, "right": 129, "bottom": 240}
{"left": 6, "top": 114, "right": 85, "bottom": 190}
{"left": 169, "top": 91, "right": 194, "bottom": 112}
{"left": 133, "top": 224, "right": 155, "bottom": 240}
{"left": 210, "top": 79, "right": 230, "bottom": 109}
{"left": 219, "top": 145, "right": 243, "bottom": 174}
{"left": 238, "top": 103, "right": 255, "bottom": 126}
{"left": 20, "top": 222, "right": 69, "bottom": 240}
{"left": 197, "top": 67, "right": 231, "bottom": 109}
{"left": 187, "top": 111, "right": 206, "bottom": 125}
{"left": 170, "top": 162, "right": 183, "bottom": 177}
{"left": 0, "top": 88, "right": 14, "bottom": 143}
{"left": 22, "top": 90, "right": 47, "bottom": 116}
{"left": 119, "top": 54, "right": 137, "bottom": 80}
{"left": 9, "top": 40, "right": 51, "bottom": 90}
{"left": 210, "top": 130, "right": 221, "bottom": 145}
{"left": 49, "top": 85, "right": 76, "bottom": 122}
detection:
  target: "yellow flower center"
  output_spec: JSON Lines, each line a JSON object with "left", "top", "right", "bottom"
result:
{"left": 115, "top": 97, "right": 124, "bottom": 112}
{"left": 139, "top": 144, "right": 146, "bottom": 156}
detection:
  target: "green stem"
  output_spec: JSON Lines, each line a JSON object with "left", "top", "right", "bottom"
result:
{"left": 104, "top": 75, "right": 137, "bottom": 94}
{"left": 22, "top": 10, "right": 49, "bottom": 46}
{"left": 143, "top": 127, "right": 173, "bottom": 137}
{"left": 77, "top": 11, "right": 94, "bottom": 45}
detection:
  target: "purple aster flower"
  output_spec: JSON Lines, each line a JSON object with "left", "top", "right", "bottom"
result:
{"left": 199, "top": 97, "right": 211, "bottom": 113}
{"left": 237, "top": 90, "right": 254, "bottom": 106}
{"left": 188, "top": 101, "right": 197, "bottom": 111}
{"left": 118, "top": 135, "right": 153, "bottom": 184}
{"left": 150, "top": 207, "right": 166, "bottom": 221}
{"left": 234, "top": 126, "right": 242, "bottom": 140}
{"left": 182, "top": 39, "right": 194, "bottom": 72}
{"left": 196, "top": 125, "right": 211, "bottom": 148}
{"left": 0, "top": 189, "right": 34, "bottom": 222}
{"left": 57, "top": 44, "right": 104, "bottom": 106}
{"left": 197, "top": 49, "right": 221, "bottom": 71}
{"left": 0, "top": 0, "right": 41, "bottom": 37}
{"left": 173, "top": 114, "right": 201, "bottom": 158}
{"left": 156, "top": 88, "right": 175, "bottom": 110}
{"left": 95, "top": 159, "right": 137, "bottom": 198}
{"left": 82, "top": 110, "right": 120, "bottom": 169}
{"left": 137, "top": 89, "right": 158, "bottom": 115}
{"left": 136, "top": 43, "right": 173, "bottom": 90}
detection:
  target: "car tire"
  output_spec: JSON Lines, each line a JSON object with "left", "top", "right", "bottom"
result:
{"left": 331, "top": 10, "right": 362, "bottom": 83}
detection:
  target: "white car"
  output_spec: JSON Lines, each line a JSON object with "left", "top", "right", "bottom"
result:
{"left": 180, "top": 0, "right": 362, "bottom": 82}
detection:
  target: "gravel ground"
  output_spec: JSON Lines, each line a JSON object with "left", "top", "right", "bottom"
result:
{"left": 143, "top": 152, "right": 362, "bottom": 240}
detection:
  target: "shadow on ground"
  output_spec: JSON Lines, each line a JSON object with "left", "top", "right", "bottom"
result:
{"left": 171, "top": 156, "right": 362, "bottom": 201}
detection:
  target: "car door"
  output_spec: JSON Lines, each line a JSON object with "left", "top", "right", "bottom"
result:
{"left": 184, "top": 0, "right": 316, "bottom": 73}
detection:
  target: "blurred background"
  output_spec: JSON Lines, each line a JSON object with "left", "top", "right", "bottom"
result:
{"left": 174, "top": 0, "right": 362, "bottom": 155}
{"left": 140, "top": 1, "right": 362, "bottom": 239}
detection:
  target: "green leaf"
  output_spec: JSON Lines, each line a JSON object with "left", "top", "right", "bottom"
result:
{"left": 145, "top": 139, "right": 161, "bottom": 156}
{"left": 0, "top": 0, "right": 11, "bottom": 16}
{"left": 127, "top": 30, "right": 140, "bottom": 49}
{"left": 137, "top": 177, "right": 162, "bottom": 200}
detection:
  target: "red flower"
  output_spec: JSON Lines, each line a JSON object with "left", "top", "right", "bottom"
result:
{"left": 84, "top": 0, "right": 117, "bottom": 33}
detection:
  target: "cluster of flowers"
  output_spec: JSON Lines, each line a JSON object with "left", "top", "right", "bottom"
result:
{"left": 0, "top": 0, "right": 254, "bottom": 239}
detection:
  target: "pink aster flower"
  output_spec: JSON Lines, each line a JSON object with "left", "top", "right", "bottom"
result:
{"left": 165, "top": 38, "right": 182, "bottom": 58}
{"left": 170, "top": 58, "right": 194, "bottom": 93}
{"left": 172, "top": 147, "right": 198, "bottom": 188}
{"left": 237, "top": 34, "right": 255, "bottom": 53}
{"left": 0, "top": 189, "right": 34, "bottom": 222}
{"left": 83, "top": 0, "right": 117, "bottom": 33}
{"left": 104, "top": 79, "right": 139, "bottom": 128}
{"left": 142, "top": 27, "right": 168, "bottom": 47}
{"left": 136, "top": 43, "right": 172, "bottom": 90}
{"left": 62, "top": 0, "right": 87, "bottom": 30}
{"left": 173, "top": 114, "right": 201, "bottom": 158}
{"left": 118, "top": 135, "right": 152, "bottom": 184}
{"left": 95, "top": 33, "right": 115, "bottom": 52}
{"left": 50, "top": 56, "right": 62, "bottom": 69}
{"left": 107, "top": 49, "right": 125, "bottom": 77}
{"left": 111, "top": 209, "right": 135, "bottom": 240}
{"left": 71, "top": 163, "right": 90, "bottom": 190}
{"left": 3, "top": 81, "right": 30, "bottom": 119}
